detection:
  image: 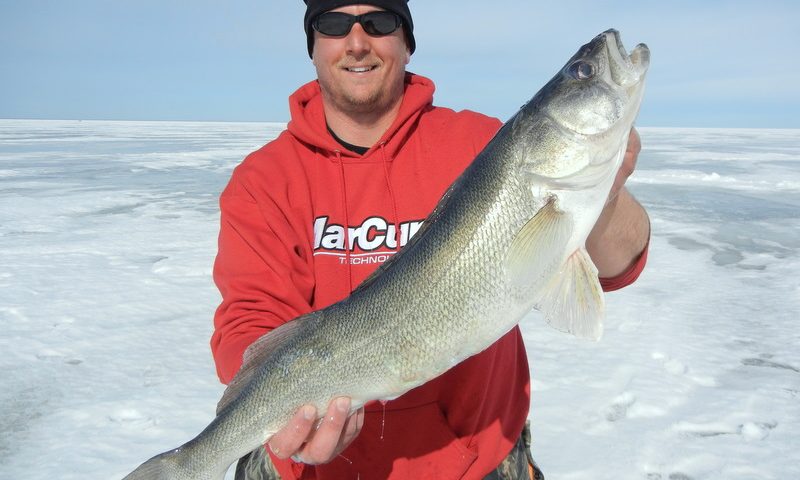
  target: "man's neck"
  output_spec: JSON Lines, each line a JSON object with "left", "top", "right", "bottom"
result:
{"left": 323, "top": 97, "right": 403, "bottom": 149}
{"left": 327, "top": 125, "right": 369, "bottom": 155}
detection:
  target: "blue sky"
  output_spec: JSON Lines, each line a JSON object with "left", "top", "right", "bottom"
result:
{"left": 1, "top": 0, "right": 798, "bottom": 127}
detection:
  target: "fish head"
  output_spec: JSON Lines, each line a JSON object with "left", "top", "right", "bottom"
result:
{"left": 549, "top": 29, "right": 649, "bottom": 135}
{"left": 513, "top": 29, "right": 650, "bottom": 183}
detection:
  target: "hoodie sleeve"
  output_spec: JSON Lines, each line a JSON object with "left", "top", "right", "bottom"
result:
{"left": 211, "top": 169, "right": 315, "bottom": 384}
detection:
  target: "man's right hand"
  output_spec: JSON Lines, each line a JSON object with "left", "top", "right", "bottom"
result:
{"left": 267, "top": 397, "right": 365, "bottom": 465}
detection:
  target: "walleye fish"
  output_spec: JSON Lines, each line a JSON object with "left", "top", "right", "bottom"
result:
{"left": 123, "top": 29, "right": 649, "bottom": 479}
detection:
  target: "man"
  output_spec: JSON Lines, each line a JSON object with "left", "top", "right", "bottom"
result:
{"left": 211, "top": 1, "right": 650, "bottom": 479}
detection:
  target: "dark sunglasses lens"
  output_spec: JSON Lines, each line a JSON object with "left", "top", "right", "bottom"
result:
{"left": 360, "top": 11, "right": 401, "bottom": 35}
{"left": 314, "top": 11, "right": 401, "bottom": 36}
{"left": 314, "top": 12, "right": 354, "bottom": 36}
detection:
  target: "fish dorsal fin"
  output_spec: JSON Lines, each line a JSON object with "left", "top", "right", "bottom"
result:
{"left": 537, "top": 248, "right": 605, "bottom": 340}
{"left": 216, "top": 311, "right": 320, "bottom": 414}
{"left": 506, "top": 198, "right": 573, "bottom": 288}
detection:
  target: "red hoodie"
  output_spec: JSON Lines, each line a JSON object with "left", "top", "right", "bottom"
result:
{"left": 211, "top": 73, "right": 647, "bottom": 480}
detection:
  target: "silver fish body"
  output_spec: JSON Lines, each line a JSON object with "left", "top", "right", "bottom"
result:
{"left": 122, "top": 29, "right": 649, "bottom": 479}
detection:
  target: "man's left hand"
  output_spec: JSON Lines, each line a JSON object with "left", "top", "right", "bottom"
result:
{"left": 609, "top": 127, "right": 641, "bottom": 200}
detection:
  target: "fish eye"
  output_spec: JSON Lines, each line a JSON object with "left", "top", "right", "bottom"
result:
{"left": 567, "top": 61, "right": 596, "bottom": 80}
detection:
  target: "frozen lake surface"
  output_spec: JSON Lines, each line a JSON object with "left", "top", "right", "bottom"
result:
{"left": 1, "top": 120, "right": 798, "bottom": 479}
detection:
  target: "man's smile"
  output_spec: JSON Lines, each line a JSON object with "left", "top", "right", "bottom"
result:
{"left": 344, "top": 65, "right": 378, "bottom": 73}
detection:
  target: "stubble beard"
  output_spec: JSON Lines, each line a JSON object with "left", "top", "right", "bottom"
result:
{"left": 341, "top": 88, "right": 385, "bottom": 114}
{"left": 325, "top": 70, "right": 405, "bottom": 118}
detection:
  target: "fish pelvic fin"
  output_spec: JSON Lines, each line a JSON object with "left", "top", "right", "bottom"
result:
{"left": 506, "top": 197, "right": 573, "bottom": 288}
{"left": 538, "top": 248, "right": 605, "bottom": 341}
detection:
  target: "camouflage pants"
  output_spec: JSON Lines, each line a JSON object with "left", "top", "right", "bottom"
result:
{"left": 235, "top": 421, "right": 544, "bottom": 480}
{"left": 484, "top": 421, "right": 545, "bottom": 480}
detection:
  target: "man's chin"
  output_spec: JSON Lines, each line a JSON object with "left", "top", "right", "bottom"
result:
{"left": 339, "top": 92, "right": 389, "bottom": 114}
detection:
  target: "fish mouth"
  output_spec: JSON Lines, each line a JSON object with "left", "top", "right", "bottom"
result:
{"left": 598, "top": 29, "right": 649, "bottom": 92}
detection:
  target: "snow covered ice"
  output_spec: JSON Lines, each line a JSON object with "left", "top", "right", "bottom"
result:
{"left": 1, "top": 120, "right": 798, "bottom": 479}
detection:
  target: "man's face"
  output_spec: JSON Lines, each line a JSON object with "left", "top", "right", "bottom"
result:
{"left": 312, "top": 4, "right": 410, "bottom": 118}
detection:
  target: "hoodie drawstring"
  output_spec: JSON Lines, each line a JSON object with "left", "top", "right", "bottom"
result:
{"left": 335, "top": 150, "right": 354, "bottom": 293}
{"left": 334, "top": 144, "right": 400, "bottom": 294}
{"left": 379, "top": 143, "right": 402, "bottom": 253}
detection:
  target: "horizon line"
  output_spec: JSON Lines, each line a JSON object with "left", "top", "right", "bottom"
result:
{"left": 1, "top": 117, "right": 798, "bottom": 131}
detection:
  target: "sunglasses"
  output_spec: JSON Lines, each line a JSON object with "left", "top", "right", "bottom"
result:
{"left": 312, "top": 11, "right": 402, "bottom": 37}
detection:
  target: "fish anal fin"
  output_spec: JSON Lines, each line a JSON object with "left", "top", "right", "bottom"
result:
{"left": 506, "top": 198, "right": 573, "bottom": 287}
{"left": 538, "top": 248, "right": 605, "bottom": 341}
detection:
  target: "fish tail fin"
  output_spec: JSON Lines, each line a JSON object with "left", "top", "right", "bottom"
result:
{"left": 537, "top": 247, "right": 605, "bottom": 340}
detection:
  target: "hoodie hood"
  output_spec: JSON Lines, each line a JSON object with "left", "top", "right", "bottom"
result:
{"left": 286, "top": 73, "right": 435, "bottom": 160}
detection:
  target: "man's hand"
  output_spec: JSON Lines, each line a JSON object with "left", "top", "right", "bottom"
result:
{"left": 609, "top": 127, "right": 641, "bottom": 200}
{"left": 586, "top": 126, "right": 650, "bottom": 277}
{"left": 267, "top": 397, "right": 364, "bottom": 465}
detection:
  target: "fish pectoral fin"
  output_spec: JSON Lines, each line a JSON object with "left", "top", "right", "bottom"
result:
{"left": 537, "top": 248, "right": 605, "bottom": 341}
{"left": 216, "top": 311, "right": 322, "bottom": 415}
{"left": 506, "top": 198, "right": 573, "bottom": 287}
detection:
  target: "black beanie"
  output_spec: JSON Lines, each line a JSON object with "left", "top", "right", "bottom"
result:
{"left": 303, "top": 0, "right": 415, "bottom": 58}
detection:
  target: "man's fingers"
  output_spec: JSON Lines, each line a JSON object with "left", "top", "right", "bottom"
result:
{"left": 626, "top": 127, "right": 641, "bottom": 158}
{"left": 610, "top": 127, "right": 641, "bottom": 200}
{"left": 268, "top": 398, "right": 363, "bottom": 465}
{"left": 297, "top": 397, "right": 352, "bottom": 464}
{"left": 268, "top": 404, "right": 316, "bottom": 459}
{"left": 339, "top": 407, "right": 365, "bottom": 447}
